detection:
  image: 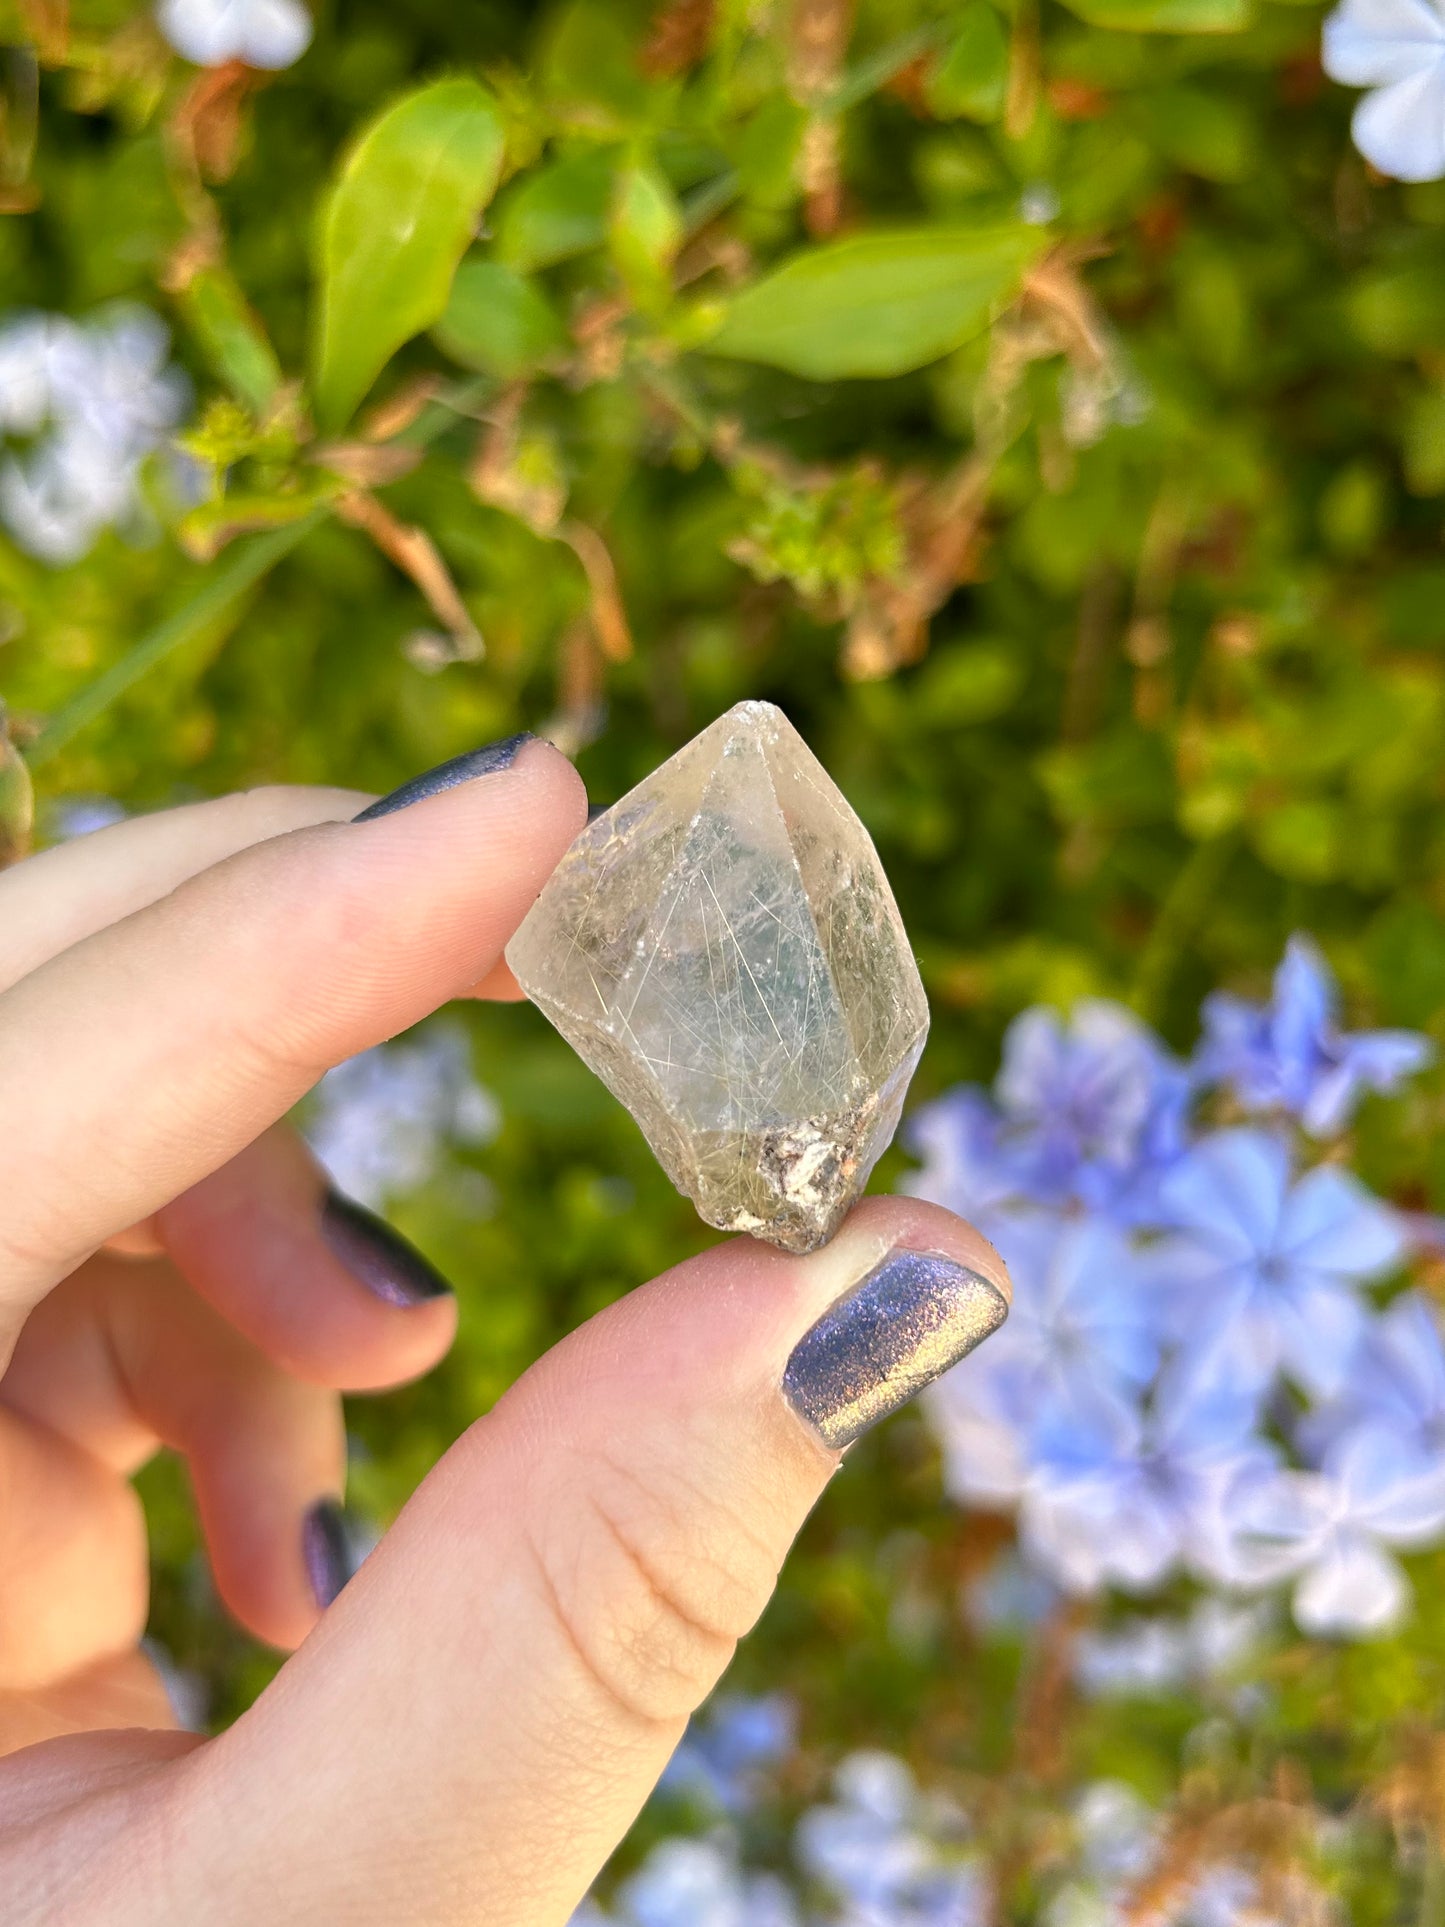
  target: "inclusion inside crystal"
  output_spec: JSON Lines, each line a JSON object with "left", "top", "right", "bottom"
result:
{"left": 505, "top": 701, "right": 929, "bottom": 1252}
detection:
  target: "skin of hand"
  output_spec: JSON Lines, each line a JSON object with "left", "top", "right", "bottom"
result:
{"left": 0, "top": 735, "right": 1009, "bottom": 1926}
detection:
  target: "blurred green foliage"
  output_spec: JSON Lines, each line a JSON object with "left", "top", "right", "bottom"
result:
{"left": 7, "top": 0, "right": 1445, "bottom": 1910}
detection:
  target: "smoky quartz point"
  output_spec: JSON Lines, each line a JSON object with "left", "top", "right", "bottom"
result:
{"left": 505, "top": 701, "right": 929, "bottom": 1252}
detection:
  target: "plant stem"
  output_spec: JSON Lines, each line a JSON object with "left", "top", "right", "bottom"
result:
{"left": 25, "top": 509, "right": 326, "bottom": 770}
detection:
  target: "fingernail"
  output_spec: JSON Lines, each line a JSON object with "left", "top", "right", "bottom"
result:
{"left": 321, "top": 1190, "right": 453, "bottom": 1308}
{"left": 783, "top": 1249, "right": 1008, "bottom": 1451}
{"left": 352, "top": 732, "right": 534, "bottom": 821}
{"left": 303, "top": 1498, "right": 354, "bottom": 1610}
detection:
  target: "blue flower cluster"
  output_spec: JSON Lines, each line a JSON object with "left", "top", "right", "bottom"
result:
{"left": 573, "top": 1698, "right": 987, "bottom": 1927}
{"left": 911, "top": 937, "right": 1443, "bottom": 1638}
{"left": 573, "top": 1697, "right": 1332, "bottom": 1926}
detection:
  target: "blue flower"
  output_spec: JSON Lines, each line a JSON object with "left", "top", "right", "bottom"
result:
{"left": 1016, "top": 1363, "right": 1277, "bottom": 1594}
{"left": 992, "top": 1000, "right": 1192, "bottom": 1218}
{"left": 926, "top": 1213, "right": 1165, "bottom": 1512}
{"left": 662, "top": 1694, "right": 796, "bottom": 1817}
{"left": 795, "top": 1752, "right": 986, "bottom": 1927}
{"left": 927, "top": 1206, "right": 1199, "bottom": 1524}
{"left": 1150, "top": 1128, "right": 1404, "bottom": 1400}
{"left": 609, "top": 1838, "right": 799, "bottom": 1927}
{"left": 1073, "top": 1598, "right": 1272, "bottom": 1701}
{"left": 1322, "top": 0, "right": 1445, "bottom": 184}
{"left": 1224, "top": 1424, "right": 1445, "bottom": 1636}
{"left": 305, "top": 1021, "right": 500, "bottom": 1209}
{"left": 904, "top": 1087, "right": 1032, "bottom": 1232}
{"left": 1301, "top": 1291, "right": 1445, "bottom": 1471}
{"left": 1196, "top": 935, "right": 1432, "bottom": 1137}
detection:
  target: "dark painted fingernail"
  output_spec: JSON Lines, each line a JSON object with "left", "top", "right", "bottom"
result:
{"left": 783, "top": 1249, "right": 1008, "bottom": 1451}
{"left": 353, "top": 732, "right": 534, "bottom": 821}
{"left": 321, "top": 1190, "right": 453, "bottom": 1308}
{"left": 586, "top": 803, "right": 609, "bottom": 822}
{"left": 303, "top": 1498, "right": 354, "bottom": 1610}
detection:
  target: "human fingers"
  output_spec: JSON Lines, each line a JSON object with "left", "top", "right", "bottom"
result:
{"left": 155, "top": 1125, "right": 458, "bottom": 1390}
{"left": 0, "top": 1403, "right": 148, "bottom": 1695}
{"left": 150, "top": 1197, "right": 1008, "bottom": 1927}
{"left": 0, "top": 787, "right": 367, "bottom": 993}
{"left": 0, "top": 736, "right": 586, "bottom": 1369}
{"left": 3, "top": 1255, "right": 347, "bottom": 1651}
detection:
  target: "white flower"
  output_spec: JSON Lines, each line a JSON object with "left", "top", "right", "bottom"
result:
{"left": 1322, "top": 0, "right": 1445, "bottom": 182}
{"left": 1225, "top": 1423, "right": 1445, "bottom": 1636}
{"left": 305, "top": 1022, "right": 500, "bottom": 1210}
{"left": 0, "top": 306, "right": 188, "bottom": 564}
{"left": 156, "top": 0, "right": 313, "bottom": 71}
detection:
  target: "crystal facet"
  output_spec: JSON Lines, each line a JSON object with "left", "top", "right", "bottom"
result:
{"left": 505, "top": 701, "right": 929, "bottom": 1252}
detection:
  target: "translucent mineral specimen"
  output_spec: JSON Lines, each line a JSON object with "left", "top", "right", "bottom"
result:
{"left": 505, "top": 701, "right": 929, "bottom": 1252}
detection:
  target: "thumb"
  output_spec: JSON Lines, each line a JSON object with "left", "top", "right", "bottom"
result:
{"left": 155, "top": 1197, "right": 1008, "bottom": 1927}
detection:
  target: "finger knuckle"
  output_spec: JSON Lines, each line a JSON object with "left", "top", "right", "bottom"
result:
{"left": 530, "top": 1445, "right": 783, "bottom": 1728}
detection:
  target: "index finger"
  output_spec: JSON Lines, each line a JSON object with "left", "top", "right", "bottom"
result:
{"left": 0, "top": 738, "right": 586, "bottom": 1367}
{"left": 0, "top": 786, "right": 368, "bottom": 993}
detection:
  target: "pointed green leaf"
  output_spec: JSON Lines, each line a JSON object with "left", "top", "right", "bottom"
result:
{"left": 705, "top": 226, "right": 1043, "bottom": 380}
{"left": 176, "top": 265, "right": 284, "bottom": 414}
{"left": 433, "top": 259, "right": 569, "bottom": 379}
{"left": 313, "top": 77, "right": 505, "bottom": 430}
{"left": 925, "top": 7, "right": 1010, "bottom": 123}
{"left": 609, "top": 161, "right": 683, "bottom": 309}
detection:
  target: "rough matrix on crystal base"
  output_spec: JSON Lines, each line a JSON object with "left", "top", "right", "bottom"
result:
{"left": 505, "top": 701, "right": 930, "bottom": 1252}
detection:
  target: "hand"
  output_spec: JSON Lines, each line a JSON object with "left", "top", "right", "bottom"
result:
{"left": 0, "top": 735, "right": 1008, "bottom": 1926}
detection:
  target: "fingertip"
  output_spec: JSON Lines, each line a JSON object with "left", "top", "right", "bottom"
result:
{"left": 839, "top": 1194, "right": 1013, "bottom": 1306}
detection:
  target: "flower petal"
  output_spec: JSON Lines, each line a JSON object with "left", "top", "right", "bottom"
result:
{"left": 1293, "top": 1532, "right": 1409, "bottom": 1636}
{"left": 1352, "top": 63, "right": 1445, "bottom": 180}
{"left": 1323, "top": 0, "right": 1445, "bottom": 88}
{"left": 1272, "top": 1278, "right": 1372, "bottom": 1399}
{"left": 1156, "top": 1128, "right": 1292, "bottom": 1258}
{"left": 240, "top": 0, "right": 312, "bottom": 69}
{"left": 1329, "top": 1422, "right": 1445, "bottom": 1541}
{"left": 1278, "top": 1165, "right": 1404, "bottom": 1279}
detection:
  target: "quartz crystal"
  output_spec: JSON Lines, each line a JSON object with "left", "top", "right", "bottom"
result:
{"left": 505, "top": 701, "right": 929, "bottom": 1252}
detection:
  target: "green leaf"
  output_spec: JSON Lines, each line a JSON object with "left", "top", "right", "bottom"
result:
{"left": 1058, "top": 0, "right": 1250, "bottom": 29}
{"left": 538, "top": 0, "right": 650, "bottom": 122}
{"left": 1349, "top": 255, "right": 1445, "bottom": 357}
{"left": 609, "top": 160, "right": 683, "bottom": 308}
{"left": 732, "top": 96, "right": 807, "bottom": 210}
{"left": 176, "top": 266, "right": 284, "bottom": 413}
{"left": 925, "top": 7, "right": 1010, "bottom": 124}
{"left": 1133, "top": 86, "right": 1256, "bottom": 182}
{"left": 495, "top": 149, "right": 615, "bottom": 272}
{"left": 313, "top": 78, "right": 505, "bottom": 431}
{"left": 705, "top": 226, "right": 1043, "bottom": 380}
{"left": 433, "top": 259, "right": 568, "bottom": 379}
{"left": 1403, "top": 390, "right": 1445, "bottom": 496}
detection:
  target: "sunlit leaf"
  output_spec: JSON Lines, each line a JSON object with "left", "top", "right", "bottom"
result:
{"left": 609, "top": 160, "right": 683, "bottom": 308}
{"left": 312, "top": 77, "right": 505, "bottom": 431}
{"left": 706, "top": 225, "right": 1043, "bottom": 379}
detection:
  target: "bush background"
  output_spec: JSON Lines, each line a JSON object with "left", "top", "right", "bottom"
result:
{"left": 6, "top": 0, "right": 1445, "bottom": 1909}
